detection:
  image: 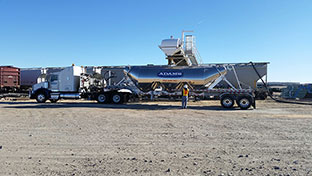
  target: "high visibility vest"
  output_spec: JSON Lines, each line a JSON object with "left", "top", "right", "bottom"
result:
{"left": 182, "top": 88, "right": 189, "bottom": 96}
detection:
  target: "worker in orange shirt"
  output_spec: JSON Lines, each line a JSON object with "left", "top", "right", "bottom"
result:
{"left": 182, "top": 84, "right": 189, "bottom": 109}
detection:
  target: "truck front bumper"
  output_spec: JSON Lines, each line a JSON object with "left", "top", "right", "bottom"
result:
{"left": 29, "top": 90, "right": 35, "bottom": 99}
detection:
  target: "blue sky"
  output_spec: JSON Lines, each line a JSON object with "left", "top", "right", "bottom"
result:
{"left": 0, "top": 0, "right": 311, "bottom": 82}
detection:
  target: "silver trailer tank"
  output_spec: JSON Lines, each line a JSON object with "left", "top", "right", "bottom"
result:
{"left": 124, "top": 65, "right": 226, "bottom": 92}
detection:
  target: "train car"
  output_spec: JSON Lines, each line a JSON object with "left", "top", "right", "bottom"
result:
{"left": 20, "top": 68, "right": 42, "bottom": 91}
{"left": 0, "top": 66, "right": 20, "bottom": 92}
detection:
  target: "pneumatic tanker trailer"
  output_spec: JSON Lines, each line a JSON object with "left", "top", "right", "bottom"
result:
{"left": 29, "top": 64, "right": 258, "bottom": 109}
{"left": 124, "top": 64, "right": 257, "bottom": 110}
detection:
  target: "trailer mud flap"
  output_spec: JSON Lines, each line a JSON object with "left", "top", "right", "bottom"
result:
{"left": 252, "top": 97, "right": 256, "bottom": 109}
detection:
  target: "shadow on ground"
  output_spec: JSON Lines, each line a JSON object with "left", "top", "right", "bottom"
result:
{"left": 0, "top": 101, "right": 246, "bottom": 111}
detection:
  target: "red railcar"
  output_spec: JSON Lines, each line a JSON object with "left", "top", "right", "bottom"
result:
{"left": 0, "top": 66, "right": 20, "bottom": 92}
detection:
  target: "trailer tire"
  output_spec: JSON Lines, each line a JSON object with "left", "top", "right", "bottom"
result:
{"left": 36, "top": 92, "right": 47, "bottom": 103}
{"left": 237, "top": 95, "right": 252, "bottom": 110}
{"left": 112, "top": 93, "right": 123, "bottom": 104}
{"left": 97, "top": 93, "right": 108, "bottom": 104}
{"left": 220, "top": 95, "right": 235, "bottom": 108}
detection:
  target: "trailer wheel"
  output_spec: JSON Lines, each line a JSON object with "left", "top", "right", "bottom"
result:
{"left": 220, "top": 95, "right": 234, "bottom": 108}
{"left": 97, "top": 93, "right": 108, "bottom": 104}
{"left": 36, "top": 92, "right": 47, "bottom": 103}
{"left": 112, "top": 93, "right": 123, "bottom": 104}
{"left": 237, "top": 96, "right": 252, "bottom": 110}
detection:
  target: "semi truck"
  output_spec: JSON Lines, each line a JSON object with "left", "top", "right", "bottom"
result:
{"left": 29, "top": 66, "right": 132, "bottom": 104}
{"left": 30, "top": 64, "right": 258, "bottom": 110}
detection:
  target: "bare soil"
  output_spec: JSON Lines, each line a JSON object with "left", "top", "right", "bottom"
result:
{"left": 0, "top": 99, "right": 311, "bottom": 175}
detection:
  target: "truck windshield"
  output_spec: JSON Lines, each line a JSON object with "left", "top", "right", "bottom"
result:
{"left": 51, "top": 75, "right": 58, "bottom": 82}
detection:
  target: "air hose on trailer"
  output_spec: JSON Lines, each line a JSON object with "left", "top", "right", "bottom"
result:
{"left": 250, "top": 61, "right": 312, "bottom": 105}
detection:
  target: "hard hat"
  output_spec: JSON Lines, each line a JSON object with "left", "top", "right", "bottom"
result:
{"left": 183, "top": 84, "right": 188, "bottom": 88}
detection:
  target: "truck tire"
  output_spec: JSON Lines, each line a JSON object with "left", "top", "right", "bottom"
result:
{"left": 112, "top": 93, "right": 123, "bottom": 104}
{"left": 220, "top": 95, "right": 234, "bottom": 108}
{"left": 36, "top": 92, "right": 47, "bottom": 103}
{"left": 236, "top": 95, "right": 252, "bottom": 110}
{"left": 97, "top": 93, "right": 108, "bottom": 104}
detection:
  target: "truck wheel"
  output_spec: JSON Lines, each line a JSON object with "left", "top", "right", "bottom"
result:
{"left": 112, "top": 93, "right": 123, "bottom": 104}
{"left": 220, "top": 95, "right": 234, "bottom": 108}
{"left": 36, "top": 92, "right": 47, "bottom": 103}
{"left": 237, "top": 96, "right": 252, "bottom": 110}
{"left": 97, "top": 93, "right": 108, "bottom": 104}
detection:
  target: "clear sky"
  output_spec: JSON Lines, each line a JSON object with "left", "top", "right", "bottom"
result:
{"left": 0, "top": 0, "right": 311, "bottom": 82}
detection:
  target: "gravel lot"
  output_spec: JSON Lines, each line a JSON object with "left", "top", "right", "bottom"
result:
{"left": 0, "top": 99, "right": 311, "bottom": 175}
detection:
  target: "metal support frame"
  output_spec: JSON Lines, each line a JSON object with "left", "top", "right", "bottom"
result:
{"left": 108, "top": 71, "right": 112, "bottom": 86}
{"left": 175, "top": 58, "right": 190, "bottom": 66}
{"left": 207, "top": 74, "right": 237, "bottom": 90}
{"left": 207, "top": 66, "right": 237, "bottom": 90}
{"left": 116, "top": 77, "right": 126, "bottom": 86}
{"left": 231, "top": 65, "right": 242, "bottom": 89}
{"left": 181, "top": 30, "right": 194, "bottom": 48}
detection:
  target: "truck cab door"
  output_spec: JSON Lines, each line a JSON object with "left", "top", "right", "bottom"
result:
{"left": 50, "top": 74, "right": 59, "bottom": 91}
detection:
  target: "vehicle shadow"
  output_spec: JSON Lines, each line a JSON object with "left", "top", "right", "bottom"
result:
{"left": 0, "top": 101, "right": 38, "bottom": 105}
{"left": 1, "top": 101, "right": 244, "bottom": 111}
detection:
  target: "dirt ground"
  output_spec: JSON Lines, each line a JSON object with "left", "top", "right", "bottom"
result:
{"left": 0, "top": 99, "right": 311, "bottom": 176}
